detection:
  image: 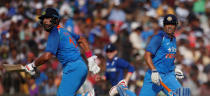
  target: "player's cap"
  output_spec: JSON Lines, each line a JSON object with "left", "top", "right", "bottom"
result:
{"left": 163, "top": 14, "right": 178, "bottom": 26}
{"left": 39, "top": 8, "right": 60, "bottom": 20}
{"left": 105, "top": 44, "right": 116, "bottom": 52}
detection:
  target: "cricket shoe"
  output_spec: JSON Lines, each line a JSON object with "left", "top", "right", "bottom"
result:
{"left": 109, "top": 80, "right": 128, "bottom": 96}
{"left": 84, "top": 89, "right": 95, "bottom": 96}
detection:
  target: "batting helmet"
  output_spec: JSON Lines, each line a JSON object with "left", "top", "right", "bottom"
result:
{"left": 163, "top": 14, "right": 178, "bottom": 26}
{"left": 39, "top": 8, "right": 60, "bottom": 25}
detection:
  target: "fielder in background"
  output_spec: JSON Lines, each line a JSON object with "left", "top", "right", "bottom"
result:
{"left": 24, "top": 8, "right": 100, "bottom": 96}
{"left": 139, "top": 14, "right": 186, "bottom": 96}
{"left": 103, "top": 44, "right": 136, "bottom": 96}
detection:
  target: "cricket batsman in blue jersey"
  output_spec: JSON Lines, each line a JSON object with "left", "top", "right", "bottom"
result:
{"left": 102, "top": 44, "right": 136, "bottom": 96}
{"left": 139, "top": 14, "right": 185, "bottom": 96}
{"left": 23, "top": 8, "right": 100, "bottom": 96}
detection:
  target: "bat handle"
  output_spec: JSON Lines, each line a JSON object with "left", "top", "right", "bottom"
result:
{"left": 160, "top": 80, "right": 172, "bottom": 93}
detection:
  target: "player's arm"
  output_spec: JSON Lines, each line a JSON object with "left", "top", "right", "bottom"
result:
{"left": 78, "top": 36, "right": 100, "bottom": 74}
{"left": 34, "top": 52, "right": 53, "bottom": 67}
{"left": 35, "top": 28, "right": 59, "bottom": 66}
{"left": 145, "top": 35, "right": 162, "bottom": 85}
{"left": 144, "top": 35, "right": 162, "bottom": 70}
{"left": 24, "top": 28, "right": 59, "bottom": 75}
{"left": 144, "top": 52, "right": 156, "bottom": 70}
{"left": 125, "top": 72, "right": 133, "bottom": 83}
{"left": 71, "top": 32, "right": 100, "bottom": 74}
{"left": 117, "top": 58, "right": 135, "bottom": 83}
{"left": 77, "top": 36, "right": 92, "bottom": 57}
{"left": 69, "top": 31, "right": 92, "bottom": 57}
{"left": 26, "top": 50, "right": 54, "bottom": 70}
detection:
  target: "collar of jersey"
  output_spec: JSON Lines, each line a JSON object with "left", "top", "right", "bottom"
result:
{"left": 57, "top": 25, "right": 63, "bottom": 29}
{"left": 108, "top": 56, "right": 118, "bottom": 62}
{"left": 161, "top": 31, "right": 174, "bottom": 39}
{"left": 50, "top": 26, "right": 57, "bottom": 32}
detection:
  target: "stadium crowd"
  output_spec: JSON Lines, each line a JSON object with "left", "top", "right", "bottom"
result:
{"left": 0, "top": 0, "right": 210, "bottom": 96}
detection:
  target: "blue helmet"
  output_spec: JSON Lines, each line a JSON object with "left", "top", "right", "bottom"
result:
{"left": 105, "top": 44, "right": 117, "bottom": 52}
{"left": 163, "top": 14, "right": 178, "bottom": 26}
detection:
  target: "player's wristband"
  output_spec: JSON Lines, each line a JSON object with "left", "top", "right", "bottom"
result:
{"left": 85, "top": 51, "right": 92, "bottom": 58}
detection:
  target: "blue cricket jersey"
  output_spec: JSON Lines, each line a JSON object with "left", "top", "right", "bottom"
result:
{"left": 64, "top": 18, "right": 74, "bottom": 33}
{"left": 45, "top": 25, "right": 81, "bottom": 66}
{"left": 105, "top": 57, "right": 135, "bottom": 86}
{"left": 146, "top": 31, "right": 176, "bottom": 73}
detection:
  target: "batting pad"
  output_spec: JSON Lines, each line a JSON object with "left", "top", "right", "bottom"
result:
{"left": 175, "top": 87, "right": 190, "bottom": 96}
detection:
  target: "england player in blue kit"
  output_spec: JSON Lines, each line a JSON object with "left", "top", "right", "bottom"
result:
{"left": 24, "top": 8, "right": 100, "bottom": 96}
{"left": 103, "top": 44, "right": 136, "bottom": 96}
{"left": 139, "top": 14, "right": 185, "bottom": 96}
{"left": 104, "top": 44, "right": 134, "bottom": 86}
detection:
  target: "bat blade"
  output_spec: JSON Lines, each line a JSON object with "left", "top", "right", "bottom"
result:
{"left": 3, "top": 64, "right": 25, "bottom": 71}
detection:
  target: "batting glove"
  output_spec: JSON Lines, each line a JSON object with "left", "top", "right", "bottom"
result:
{"left": 24, "top": 62, "right": 36, "bottom": 75}
{"left": 175, "top": 68, "right": 184, "bottom": 79}
{"left": 151, "top": 70, "right": 162, "bottom": 85}
{"left": 87, "top": 55, "right": 100, "bottom": 74}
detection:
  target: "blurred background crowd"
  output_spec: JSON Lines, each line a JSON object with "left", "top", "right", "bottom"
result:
{"left": 0, "top": 0, "right": 210, "bottom": 96}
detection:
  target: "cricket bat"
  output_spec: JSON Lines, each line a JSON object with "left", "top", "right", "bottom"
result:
{"left": 3, "top": 64, "right": 25, "bottom": 72}
{"left": 160, "top": 80, "right": 174, "bottom": 96}
{"left": 3, "top": 64, "right": 41, "bottom": 79}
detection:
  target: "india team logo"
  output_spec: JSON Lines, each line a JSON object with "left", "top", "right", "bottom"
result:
{"left": 166, "top": 47, "right": 176, "bottom": 58}
{"left": 168, "top": 47, "right": 176, "bottom": 52}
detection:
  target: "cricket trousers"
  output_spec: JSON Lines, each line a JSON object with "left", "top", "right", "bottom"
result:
{"left": 57, "top": 59, "right": 88, "bottom": 96}
{"left": 139, "top": 70, "right": 182, "bottom": 96}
